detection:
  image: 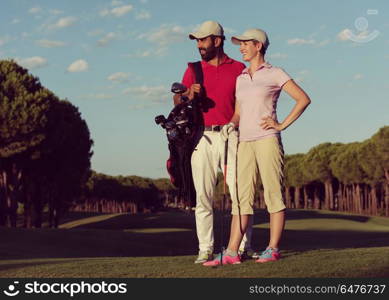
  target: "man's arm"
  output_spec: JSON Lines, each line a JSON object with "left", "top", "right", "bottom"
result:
{"left": 172, "top": 66, "right": 199, "bottom": 106}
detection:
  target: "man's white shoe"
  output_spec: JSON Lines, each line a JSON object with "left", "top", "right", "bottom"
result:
{"left": 194, "top": 250, "right": 213, "bottom": 264}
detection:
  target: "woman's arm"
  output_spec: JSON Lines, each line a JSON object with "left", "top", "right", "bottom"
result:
{"left": 230, "top": 100, "right": 240, "bottom": 126}
{"left": 261, "top": 80, "right": 311, "bottom": 131}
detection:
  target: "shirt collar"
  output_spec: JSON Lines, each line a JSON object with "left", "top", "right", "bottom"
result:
{"left": 242, "top": 61, "right": 272, "bottom": 74}
{"left": 201, "top": 54, "right": 234, "bottom": 68}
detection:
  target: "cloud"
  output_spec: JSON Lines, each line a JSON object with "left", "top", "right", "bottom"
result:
{"left": 99, "top": 9, "right": 110, "bottom": 17}
{"left": 50, "top": 9, "right": 63, "bottom": 15}
{"left": 287, "top": 36, "right": 330, "bottom": 47}
{"left": 135, "top": 10, "right": 151, "bottom": 20}
{"left": 29, "top": 7, "right": 42, "bottom": 14}
{"left": 354, "top": 73, "right": 363, "bottom": 80}
{"left": 111, "top": 0, "right": 123, "bottom": 6}
{"left": 16, "top": 56, "right": 48, "bottom": 69}
{"left": 138, "top": 24, "right": 186, "bottom": 46}
{"left": 268, "top": 52, "right": 288, "bottom": 59}
{"left": 36, "top": 39, "right": 66, "bottom": 48}
{"left": 111, "top": 5, "right": 133, "bottom": 17}
{"left": 287, "top": 38, "right": 316, "bottom": 45}
{"left": 67, "top": 59, "right": 88, "bottom": 72}
{"left": 123, "top": 85, "right": 168, "bottom": 102}
{"left": 337, "top": 29, "right": 352, "bottom": 41}
{"left": 337, "top": 28, "right": 374, "bottom": 43}
{"left": 88, "top": 29, "right": 105, "bottom": 37}
{"left": 108, "top": 72, "right": 131, "bottom": 83}
{"left": 97, "top": 32, "right": 117, "bottom": 46}
{"left": 49, "top": 16, "right": 77, "bottom": 30}
{"left": 100, "top": 5, "right": 133, "bottom": 17}
{"left": 11, "top": 18, "right": 20, "bottom": 24}
{"left": 318, "top": 39, "right": 330, "bottom": 47}
{"left": 125, "top": 47, "right": 167, "bottom": 58}
{"left": 131, "top": 24, "right": 187, "bottom": 57}
{"left": 82, "top": 93, "right": 114, "bottom": 100}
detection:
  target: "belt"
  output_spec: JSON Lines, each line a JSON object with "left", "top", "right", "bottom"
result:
{"left": 204, "top": 125, "right": 238, "bottom": 132}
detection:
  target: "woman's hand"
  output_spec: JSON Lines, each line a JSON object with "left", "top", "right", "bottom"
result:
{"left": 260, "top": 116, "right": 283, "bottom": 131}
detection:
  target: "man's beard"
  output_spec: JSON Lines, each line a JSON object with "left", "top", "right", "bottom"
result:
{"left": 198, "top": 45, "right": 218, "bottom": 61}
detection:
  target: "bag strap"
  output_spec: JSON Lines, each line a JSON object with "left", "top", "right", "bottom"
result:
{"left": 189, "top": 61, "right": 203, "bottom": 85}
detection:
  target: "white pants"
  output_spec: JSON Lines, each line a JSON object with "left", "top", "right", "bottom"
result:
{"left": 191, "top": 130, "right": 253, "bottom": 252}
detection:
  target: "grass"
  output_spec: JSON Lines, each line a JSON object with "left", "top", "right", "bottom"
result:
{"left": 0, "top": 209, "right": 389, "bottom": 278}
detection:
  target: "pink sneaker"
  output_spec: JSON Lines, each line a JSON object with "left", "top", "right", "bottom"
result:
{"left": 203, "top": 252, "right": 241, "bottom": 266}
{"left": 255, "top": 247, "right": 281, "bottom": 263}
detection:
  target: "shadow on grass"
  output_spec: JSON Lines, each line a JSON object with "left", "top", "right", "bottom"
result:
{"left": 2, "top": 209, "right": 388, "bottom": 262}
{"left": 0, "top": 259, "right": 86, "bottom": 274}
{"left": 57, "top": 208, "right": 372, "bottom": 231}
{"left": 251, "top": 209, "right": 371, "bottom": 224}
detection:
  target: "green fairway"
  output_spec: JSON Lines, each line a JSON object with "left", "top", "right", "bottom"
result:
{"left": 1, "top": 209, "right": 389, "bottom": 278}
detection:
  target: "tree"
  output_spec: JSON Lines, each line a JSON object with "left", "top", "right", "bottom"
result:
{"left": 0, "top": 60, "right": 52, "bottom": 226}
{"left": 303, "top": 143, "right": 343, "bottom": 210}
{"left": 0, "top": 60, "right": 93, "bottom": 227}
{"left": 284, "top": 154, "right": 306, "bottom": 208}
{"left": 368, "top": 126, "right": 389, "bottom": 216}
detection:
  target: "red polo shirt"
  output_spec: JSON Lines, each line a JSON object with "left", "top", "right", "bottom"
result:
{"left": 181, "top": 55, "right": 245, "bottom": 126}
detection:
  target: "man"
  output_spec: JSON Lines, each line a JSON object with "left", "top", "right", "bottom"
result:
{"left": 173, "top": 20, "right": 254, "bottom": 264}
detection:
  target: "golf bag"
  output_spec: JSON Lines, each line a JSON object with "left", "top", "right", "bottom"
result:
{"left": 155, "top": 62, "right": 204, "bottom": 208}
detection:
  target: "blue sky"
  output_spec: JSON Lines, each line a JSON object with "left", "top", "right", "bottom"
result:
{"left": 1, "top": 0, "right": 388, "bottom": 179}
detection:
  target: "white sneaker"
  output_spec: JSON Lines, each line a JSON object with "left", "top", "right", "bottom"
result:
{"left": 194, "top": 250, "right": 213, "bottom": 264}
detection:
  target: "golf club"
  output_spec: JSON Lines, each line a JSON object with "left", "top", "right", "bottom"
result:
{"left": 220, "top": 137, "right": 228, "bottom": 265}
{"left": 171, "top": 82, "right": 187, "bottom": 94}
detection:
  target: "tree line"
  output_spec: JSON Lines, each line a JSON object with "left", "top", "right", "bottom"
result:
{"left": 282, "top": 126, "right": 388, "bottom": 216}
{"left": 165, "top": 126, "right": 388, "bottom": 218}
{"left": 72, "top": 172, "right": 173, "bottom": 214}
{"left": 1, "top": 60, "right": 387, "bottom": 230}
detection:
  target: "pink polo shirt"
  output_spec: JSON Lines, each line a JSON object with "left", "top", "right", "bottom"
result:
{"left": 236, "top": 62, "right": 291, "bottom": 142}
{"left": 182, "top": 55, "right": 245, "bottom": 126}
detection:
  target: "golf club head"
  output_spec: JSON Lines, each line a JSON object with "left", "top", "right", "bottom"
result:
{"left": 171, "top": 82, "right": 187, "bottom": 94}
{"left": 155, "top": 115, "right": 166, "bottom": 125}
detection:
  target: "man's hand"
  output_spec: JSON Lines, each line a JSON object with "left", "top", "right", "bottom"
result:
{"left": 260, "top": 116, "right": 283, "bottom": 131}
{"left": 220, "top": 122, "right": 235, "bottom": 141}
{"left": 183, "top": 83, "right": 201, "bottom": 100}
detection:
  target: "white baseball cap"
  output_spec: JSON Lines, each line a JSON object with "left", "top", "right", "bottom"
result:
{"left": 231, "top": 28, "right": 269, "bottom": 49}
{"left": 189, "top": 20, "right": 224, "bottom": 40}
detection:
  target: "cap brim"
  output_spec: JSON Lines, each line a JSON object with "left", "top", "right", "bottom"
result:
{"left": 189, "top": 32, "right": 210, "bottom": 40}
{"left": 231, "top": 35, "right": 253, "bottom": 45}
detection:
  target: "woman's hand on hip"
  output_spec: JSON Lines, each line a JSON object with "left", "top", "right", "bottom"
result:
{"left": 260, "top": 116, "right": 283, "bottom": 131}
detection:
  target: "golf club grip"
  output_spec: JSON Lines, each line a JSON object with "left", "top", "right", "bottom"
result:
{"left": 224, "top": 139, "right": 228, "bottom": 167}
{"left": 223, "top": 140, "right": 228, "bottom": 193}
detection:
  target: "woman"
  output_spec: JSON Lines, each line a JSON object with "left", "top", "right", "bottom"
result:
{"left": 204, "top": 28, "right": 311, "bottom": 266}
